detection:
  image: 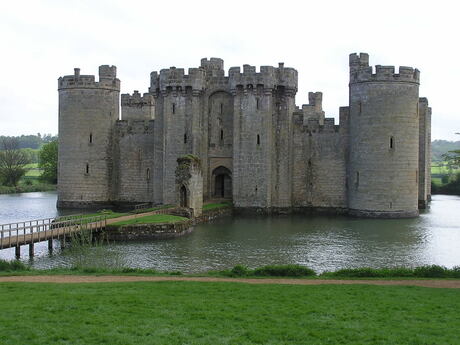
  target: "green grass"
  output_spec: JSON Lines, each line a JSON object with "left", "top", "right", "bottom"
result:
{"left": 0, "top": 181, "right": 56, "bottom": 194}
{"left": 203, "top": 201, "right": 232, "bottom": 211}
{"left": 77, "top": 209, "right": 128, "bottom": 220}
{"left": 24, "top": 168, "right": 43, "bottom": 177}
{"left": 431, "top": 162, "right": 460, "bottom": 175}
{"left": 431, "top": 177, "right": 443, "bottom": 186}
{"left": 109, "top": 214, "right": 188, "bottom": 226}
{"left": 0, "top": 281, "right": 458, "bottom": 345}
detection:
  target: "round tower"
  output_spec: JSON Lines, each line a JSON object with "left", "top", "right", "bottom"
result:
{"left": 57, "top": 65, "right": 120, "bottom": 208}
{"left": 348, "top": 53, "right": 420, "bottom": 218}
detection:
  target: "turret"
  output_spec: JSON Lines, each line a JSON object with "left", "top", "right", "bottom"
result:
{"left": 57, "top": 65, "right": 120, "bottom": 208}
{"left": 347, "top": 53, "right": 420, "bottom": 217}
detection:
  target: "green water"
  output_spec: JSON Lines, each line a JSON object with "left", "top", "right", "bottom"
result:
{"left": 0, "top": 193, "right": 459, "bottom": 273}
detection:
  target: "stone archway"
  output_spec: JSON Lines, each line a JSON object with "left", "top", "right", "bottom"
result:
{"left": 180, "top": 185, "right": 188, "bottom": 207}
{"left": 212, "top": 166, "right": 232, "bottom": 199}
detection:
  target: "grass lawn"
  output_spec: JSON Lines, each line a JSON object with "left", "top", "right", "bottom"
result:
{"left": 110, "top": 214, "right": 188, "bottom": 226}
{"left": 203, "top": 201, "right": 232, "bottom": 211}
{"left": 0, "top": 281, "right": 458, "bottom": 345}
{"left": 77, "top": 210, "right": 128, "bottom": 220}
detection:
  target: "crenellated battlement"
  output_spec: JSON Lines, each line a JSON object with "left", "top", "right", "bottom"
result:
{"left": 121, "top": 90, "right": 154, "bottom": 107}
{"left": 201, "top": 57, "right": 224, "bottom": 70}
{"left": 149, "top": 66, "right": 206, "bottom": 93}
{"left": 58, "top": 66, "right": 120, "bottom": 90}
{"left": 349, "top": 53, "right": 419, "bottom": 84}
{"left": 302, "top": 117, "right": 339, "bottom": 133}
{"left": 228, "top": 62, "right": 297, "bottom": 92}
{"left": 301, "top": 92, "right": 325, "bottom": 125}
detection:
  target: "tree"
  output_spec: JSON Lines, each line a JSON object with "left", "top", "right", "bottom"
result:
{"left": 39, "top": 140, "right": 58, "bottom": 184}
{"left": 0, "top": 138, "right": 30, "bottom": 186}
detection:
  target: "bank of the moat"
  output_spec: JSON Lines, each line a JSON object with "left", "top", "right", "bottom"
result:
{"left": 103, "top": 205, "right": 232, "bottom": 241}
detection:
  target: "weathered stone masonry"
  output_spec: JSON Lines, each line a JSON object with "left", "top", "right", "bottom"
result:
{"left": 57, "top": 53, "right": 432, "bottom": 218}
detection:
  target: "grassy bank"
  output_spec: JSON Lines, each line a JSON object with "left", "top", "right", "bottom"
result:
{"left": 2, "top": 261, "right": 459, "bottom": 279}
{"left": 109, "top": 214, "right": 188, "bottom": 226}
{"left": 0, "top": 281, "right": 458, "bottom": 345}
{"left": 203, "top": 201, "right": 232, "bottom": 211}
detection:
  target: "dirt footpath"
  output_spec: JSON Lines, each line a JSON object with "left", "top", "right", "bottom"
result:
{"left": 0, "top": 275, "right": 459, "bottom": 288}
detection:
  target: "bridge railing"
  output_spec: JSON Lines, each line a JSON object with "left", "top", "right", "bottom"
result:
{"left": 0, "top": 215, "right": 107, "bottom": 250}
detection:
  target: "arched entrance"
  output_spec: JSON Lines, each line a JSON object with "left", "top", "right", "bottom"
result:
{"left": 212, "top": 166, "right": 232, "bottom": 199}
{"left": 180, "top": 185, "right": 188, "bottom": 207}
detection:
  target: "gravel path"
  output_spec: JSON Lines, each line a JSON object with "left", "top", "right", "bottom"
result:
{"left": 0, "top": 275, "right": 459, "bottom": 288}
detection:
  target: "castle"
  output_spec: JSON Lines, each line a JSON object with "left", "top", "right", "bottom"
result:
{"left": 57, "top": 53, "right": 431, "bottom": 218}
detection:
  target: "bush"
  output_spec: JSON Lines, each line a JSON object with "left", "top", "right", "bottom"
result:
{"left": 326, "top": 267, "right": 414, "bottom": 278}
{"left": 230, "top": 265, "right": 250, "bottom": 277}
{"left": 0, "top": 259, "right": 29, "bottom": 272}
{"left": 413, "top": 265, "right": 448, "bottom": 278}
{"left": 253, "top": 264, "right": 316, "bottom": 277}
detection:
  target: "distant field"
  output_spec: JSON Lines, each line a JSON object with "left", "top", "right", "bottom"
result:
{"left": 23, "top": 163, "right": 43, "bottom": 178}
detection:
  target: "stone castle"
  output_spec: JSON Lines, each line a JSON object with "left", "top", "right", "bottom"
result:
{"left": 57, "top": 53, "right": 431, "bottom": 218}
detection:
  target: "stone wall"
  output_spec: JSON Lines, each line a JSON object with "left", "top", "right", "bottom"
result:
{"left": 114, "top": 120, "right": 154, "bottom": 203}
{"left": 104, "top": 219, "right": 193, "bottom": 241}
{"left": 418, "top": 98, "right": 432, "bottom": 207}
{"left": 292, "top": 115, "right": 347, "bottom": 208}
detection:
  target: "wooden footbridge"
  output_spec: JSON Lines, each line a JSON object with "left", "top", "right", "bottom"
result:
{"left": 0, "top": 214, "right": 107, "bottom": 258}
{"left": 0, "top": 204, "right": 179, "bottom": 258}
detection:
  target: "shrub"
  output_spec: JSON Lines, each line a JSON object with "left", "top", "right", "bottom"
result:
{"left": 230, "top": 265, "right": 250, "bottom": 277}
{"left": 326, "top": 267, "right": 414, "bottom": 278}
{"left": 253, "top": 264, "right": 316, "bottom": 277}
{"left": 0, "top": 259, "right": 29, "bottom": 271}
{"left": 413, "top": 265, "right": 448, "bottom": 278}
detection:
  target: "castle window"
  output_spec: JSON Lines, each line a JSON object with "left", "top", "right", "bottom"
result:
{"left": 85, "top": 163, "right": 89, "bottom": 175}
{"left": 172, "top": 103, "right": 176, "bottom": 114}
{"left": 184, "top": 133, "right": 187, "bottom": 144}
{"left": 220, "top": 103, "right": 223, "bottom": 115}
{"left": 389, "top": 136, "right": 394, "bottom": 150}
{"left": 146, "top": 168, "right": 150, "bottom": 181}
{"left": 138, "top": 149, "right": 142, "bottom": 161}
{"left": 220, "top": 129, "right": 224, "bottom": 141}
{"left": 256, "top": 98, "right": 260, "bottom": 110}
{"left": 257, "top": 134, "right": 260, "bottom": 145}
{"left": 356, "top": 171, "right": 359, "bottom": 188}
{"left": 89, "top": 133, "right": 93, "bottom": 144}
{"left": 358, "top": 101, "right": 362, "bottom": 115}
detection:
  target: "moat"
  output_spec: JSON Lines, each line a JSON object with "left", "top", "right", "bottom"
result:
{"left": 0, "top": 192, "right": 459, "bottom": 273}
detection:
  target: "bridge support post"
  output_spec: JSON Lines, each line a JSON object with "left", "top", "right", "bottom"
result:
{"left": 15, "top": 246, "right": 20, "bottom": 259}
{"left": 29, "top": 243, "right": 34, "bottom": 257}
{"left": 48, "top": 239, "right": 53, "bottom": 253}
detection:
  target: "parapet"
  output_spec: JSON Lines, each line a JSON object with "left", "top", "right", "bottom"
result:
{"left": 349, "top": 53, "right": 420, "bottom": 84}
{"left": 149, "top": 65, "right": 206, "bottom": 93}
{"left": 58, "top": 65, "right": 120, "bottom": 90}
{"left": 301, "top": 92, "right": 325, "bottom": 125}
{"left": 201, "top": 57, "right": 224, "bottom": 70}
{"left": 121, "top": 91, "right": 155, "bottom": 121}
{"left": 228, "top": 62, "right": 297, "bottom": 92}
{"left": 121, "top": 90, "right": 155, "bottom": 107}
{"left": 304, "top": 117, "right": 339, "bottom": 133}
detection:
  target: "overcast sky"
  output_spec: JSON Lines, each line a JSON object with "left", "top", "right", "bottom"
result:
{"left": 0, "top": 0, "right": 459, "bottom": 140}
